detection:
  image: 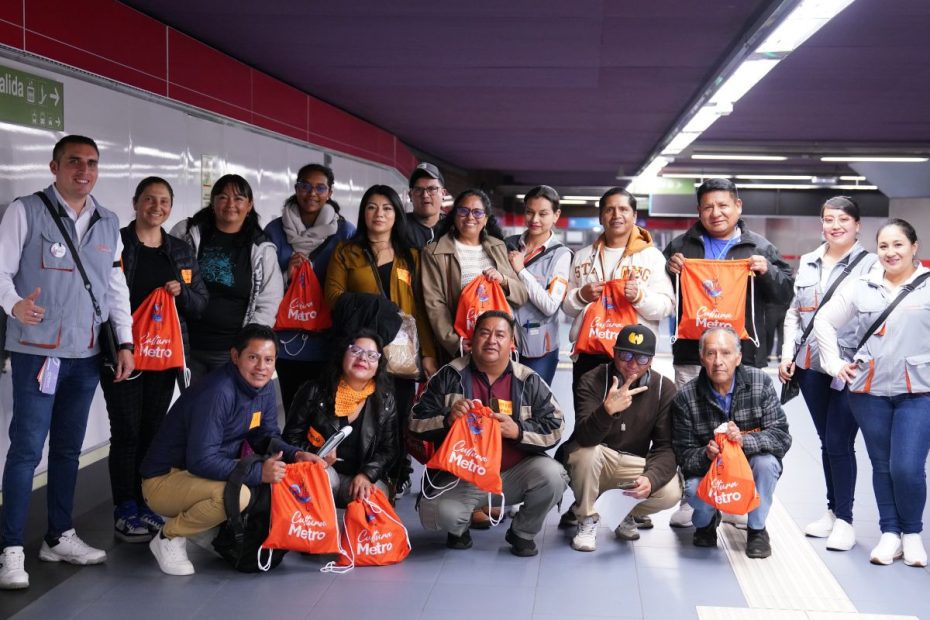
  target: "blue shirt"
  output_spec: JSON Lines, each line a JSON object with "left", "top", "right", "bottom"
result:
{"left": 702, "top": 234, "right": 737, "bottom": 260}
{"left": 709, "top": 376, "right": 736, "bottom": 417}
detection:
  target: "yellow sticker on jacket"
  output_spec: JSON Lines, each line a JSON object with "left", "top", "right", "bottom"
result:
{"left": 397, "top": 268, "right": 412, "bottom": 286}
{"left": 497, "top": 399, "right": 513, "bottom": 415}
{"left": 307, "top": 426, "right": 325, "bottom": 448}
{"left": 249, "top": 411, "right": 262, "bottom": 429}
{"left": 181, "top": 269, "right": 192, "bottom": 284}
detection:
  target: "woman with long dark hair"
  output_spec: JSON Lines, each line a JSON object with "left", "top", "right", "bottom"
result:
{"left": 420, "top": 188, "right": 527, "bottom": 364}
{"left": 171, "top": 174, "right": 282, "bottom": 382}
{"left": 264, "top": 164, "right": 355, "bottom": 413}
{"left": 778, "top": 196, "right": 876, "bottom": 551}
{"left": 325, "top": 185, "right": 437, "bottom": 493}
{"left": 283, "top": 329, "right": 396, "bottom": 504}
{"left": 103, "top": 177, "right": 208, "bottom": 541}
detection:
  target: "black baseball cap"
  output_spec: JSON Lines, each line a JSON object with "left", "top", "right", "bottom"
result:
{"left": 409, "top": 162, "right": 444, "bottom": 187}
{"left": 614, "top": 324, "right": 656, "bottom": 357}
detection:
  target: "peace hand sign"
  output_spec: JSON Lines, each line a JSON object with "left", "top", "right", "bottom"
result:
{"left": 603, "top": 374, "right": 649, "bottom": 416}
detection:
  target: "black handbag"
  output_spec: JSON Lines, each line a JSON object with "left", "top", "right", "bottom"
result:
{"left": 781, "top": 251, "right": 868, "bottom": 405}
{"left": 33, "top": 192, "right": 121, "bottom": 369}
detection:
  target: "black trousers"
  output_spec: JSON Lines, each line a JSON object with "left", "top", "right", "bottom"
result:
{"left": 101, "top": 369, "right": 177, "bottom": 506}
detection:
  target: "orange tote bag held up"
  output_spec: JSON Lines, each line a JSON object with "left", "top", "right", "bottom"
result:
{"left": 673, "top": 258, "right": 759, "bottom": 346}
{"left": 274, "top": 260, "right": 333, "bottom": 332}
{"left": 132, "top": 288, "right": 186, "bottom": 373}
{"left": 697, "top": 424, "right": 761, "bottom": 515}
{"left": 573, "top": 279, "right": 639, "bottom": 357}
{"left": 454, "top": 275, "right": 511, "bottom": 342}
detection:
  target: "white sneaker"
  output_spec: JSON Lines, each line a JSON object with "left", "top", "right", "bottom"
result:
{"left": 149, "top": 532, "right": 194, "bottom": 576}
{"left": 804, "top": 510, "right": 836, "bottom": 538}
{"left": 38, "top": 529, "right": 105, "bottom": 565}
{"left": 902, "top": 534, "right": 927, "bottom": 567}
{"left": 572, "top": 517, "right": 598, "bottom": 552}
{"left": 869, "top": 532, "right": 903, "bottom": 565}
{"left": 0, "top": 546, "right": 29, "bottom": 589}
{"left": 825, "top": 518, "right": 855, "bottom": 551}
{"left": 721, "top": 512, "right": 748, "bottom": 529}
{"left": 669, "top": 501, "right": 693, "bottom": 528}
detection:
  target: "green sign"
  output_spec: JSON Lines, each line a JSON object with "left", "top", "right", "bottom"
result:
{"left": 650, "top": 177, "right": 694, "bottom": 195}
{"left": 0, "top": 64, "right": 64, "bottom": 130}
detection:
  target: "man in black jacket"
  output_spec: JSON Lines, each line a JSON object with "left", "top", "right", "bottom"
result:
{"left": 664, "top": 178, "right": 793, "bottom": 528}
{"left": 407, "top": 163, "right": 448, "bottom": 249}
{"left": 410, "top": 311, "right": 567, "bottom": 557}
{"left": 559, "top": 325, "right": 680, "bottom": 552}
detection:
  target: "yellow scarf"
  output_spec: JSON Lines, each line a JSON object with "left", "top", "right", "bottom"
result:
{"left": 334, "top": 379, "right": 375, "bottom": 417}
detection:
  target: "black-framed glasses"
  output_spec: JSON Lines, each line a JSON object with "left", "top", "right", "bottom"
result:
{"left": 411, "top": 186, "right": 441, "bottom": 197}
{"left": 295, "top": 181, "right": 330, "bottom": 194}
{"left": 347, "top": 344, "right": 381, "bottom": 362}
{"left": 615, "top": 350, "right": 651, "bottom": 365}
{"left": 455, "top": 207, "right": 486, "bottom": 219}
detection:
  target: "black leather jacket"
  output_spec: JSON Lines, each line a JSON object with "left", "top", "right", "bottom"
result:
{"left": 120, "top": 223, "right": 209, "bottom": 370}
{"left": 283, "top": 378, "right": 397, "bottom": 484}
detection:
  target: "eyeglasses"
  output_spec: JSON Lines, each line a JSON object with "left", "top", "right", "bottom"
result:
{"left": 295, "top": 181, "right": 330, "bottom": 194}
{"left": 614, "top": 350, "right": 651, "bottom": 366}
{"left": 455, "top": 207, "right": 486, "bottom": 219}
{"left": 347, "top": 344, "right": 381, "bottom": 362}
{"left": 411, "top": 186, "right": 441, "bottom": 197}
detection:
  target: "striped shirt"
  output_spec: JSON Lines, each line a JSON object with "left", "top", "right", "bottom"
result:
{"left": 455, "top": 239, "right": 494, "bottom": 289}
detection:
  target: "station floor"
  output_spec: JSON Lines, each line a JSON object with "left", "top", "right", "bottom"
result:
{"left": 3, "top": 356, "right": 929, "bottom": 620}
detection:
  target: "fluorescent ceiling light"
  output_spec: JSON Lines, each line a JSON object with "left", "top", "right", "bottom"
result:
{"left": 562, "top": 195, "right": 602, "bottom": 201}
{"left": 733, "top": 183, "right": 877, "bottom": 190}
{"left": 558, "top": 199, "right": 590, "bottom": 205}
{"left": 830, "top": 184, "right": 878, "bottom": 190}
{"left": 681, "top": 103, "right": 733, "bottom": 134}
{"left": 661, "top": 173, "right": 731, "bottom": 179}
{"left": 628, "top": 156, "right": 672, "bottom": 194}
{"left": 692, "top": 154, "right": 788, "bottom": 161}
{"left": 756, "top": 0, "right": 856, "bottom": 54}
{"left": 662, "top": 131, "right": 701, "bottom": 156}
{"left": 735, "top": 174, "right": 811, "bottom": 180}
{"left": 821, "top": 156, "right": 928, "bottom": 162}
{"left": 839, "top": 176, "right": 867, "bottom": 181}
{"left": 709, "top": 59, "right": 780, "bottom": 107}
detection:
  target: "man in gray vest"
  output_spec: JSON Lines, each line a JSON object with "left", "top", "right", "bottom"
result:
{"left": 0, "top": 135, "right": 134, "bottom": 589}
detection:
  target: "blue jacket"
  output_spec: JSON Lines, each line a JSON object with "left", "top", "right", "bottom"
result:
{"left": 141, "top": 362, "right": 299, "bottom": 486}
{"left": 263, "top": 216, "right": 355, "bottom": 361}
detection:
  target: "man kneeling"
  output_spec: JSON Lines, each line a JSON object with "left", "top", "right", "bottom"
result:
{"left": 671, "top": 326, "right": 791, "bottom": 558}
{"left": 560, "top": 324, "right": 681, "bottom": 552}
{"left": 140, "top": 324, "right": 323, "bottom": 575}
{"left": 410, "top": 311, "right": 567, "bottom": 557}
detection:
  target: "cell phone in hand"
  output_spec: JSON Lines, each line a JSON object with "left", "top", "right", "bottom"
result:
{"left": 617, "top": 480, "right": 638, "bottom": 490}
{"left": 318, "top": 426, "right": 352, "bottom": 458}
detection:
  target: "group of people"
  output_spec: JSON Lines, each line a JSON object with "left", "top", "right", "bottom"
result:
{"left": 0, "top": 134, "right": 926, "bottom": 588}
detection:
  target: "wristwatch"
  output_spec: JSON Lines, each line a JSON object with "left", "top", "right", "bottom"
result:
{"left": 118, "top": 342, "right": 135, "bottom": 353}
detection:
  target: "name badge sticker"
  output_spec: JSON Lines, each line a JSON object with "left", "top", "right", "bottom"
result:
{"left": 249, "top": 411, "right": 262, "bottom": 429}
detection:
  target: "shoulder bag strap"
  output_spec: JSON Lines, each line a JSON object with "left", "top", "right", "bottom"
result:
{"left": 523, "top": 242, "right": 565, "bottom": 269}
{"left": 223, "top": 454, "right": 265, "bottom": 540}
{"left": 854, "top": 271, "right": 930, "bottom": 354}
{"left": 792, "top": 250, "right": 868, "bottom": 361}
{"left": 33, "top": 191, "right": 105, "bottom": 321}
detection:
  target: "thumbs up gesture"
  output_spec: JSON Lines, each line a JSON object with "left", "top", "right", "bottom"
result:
{"left": 261, "top": 451, "right": 287, "bottom": 483}
{"left": 13, "top": 288, "right": 45, "bottom": 326}
{"left": 603, "top": 374, "right": 649, "bottom": 416}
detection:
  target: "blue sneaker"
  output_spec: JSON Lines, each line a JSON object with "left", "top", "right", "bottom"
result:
{"left": 114, "top": 501, "right": 152, "bottom": 543}
{"left": 138, "top": 505, "right": 165, "bottom": 534}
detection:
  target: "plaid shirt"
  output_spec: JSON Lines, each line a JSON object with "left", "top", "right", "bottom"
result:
{"left": 671, "top": 365, "right": 791, "bottom": 478}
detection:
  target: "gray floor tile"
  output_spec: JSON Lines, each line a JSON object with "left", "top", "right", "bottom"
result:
{"left": 425, "top": 582, "right": 535, "bottom": 615}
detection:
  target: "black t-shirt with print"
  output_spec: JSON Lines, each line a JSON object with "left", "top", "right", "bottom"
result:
{"left": 191, "top": 231, "right": 253, "bottom": 351}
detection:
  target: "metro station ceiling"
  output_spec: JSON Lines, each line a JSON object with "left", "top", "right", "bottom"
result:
{"left": 120, "top": 0, "right": 930, "bottom": 188}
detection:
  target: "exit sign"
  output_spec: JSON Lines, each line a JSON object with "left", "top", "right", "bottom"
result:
{"left": 0, "top": 64, "right": 64, "bottom": 131}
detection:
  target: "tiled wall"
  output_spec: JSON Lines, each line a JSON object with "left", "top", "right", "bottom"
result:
{"left": 0, "top": 0, "right": 419, "bottom": 177}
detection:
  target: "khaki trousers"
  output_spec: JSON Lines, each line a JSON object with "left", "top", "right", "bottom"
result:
{"left": 142, "top": 469, "right": 250, "bottom": 539}
{"left": 565, "top": 445, "right": 682, "bottom": 521}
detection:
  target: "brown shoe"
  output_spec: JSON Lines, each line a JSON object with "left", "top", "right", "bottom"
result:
{"left": 470, "top": 509, "right": 491, "bottom": 530}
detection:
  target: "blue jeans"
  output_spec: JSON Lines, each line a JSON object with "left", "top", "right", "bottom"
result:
{"left": 685, "top": 453, "right": 782, "bottom": 531}
{"left": 521, "top": 349, "right": 560, "bottom": 386}
{"left": 796, "top": 367, "right": 859, "bottom": 522}
{"left": 1, "top": 352, "right": 101, "bottom": 547}
{"left": 847, "top": 392, "right": 930, "bottom": 534}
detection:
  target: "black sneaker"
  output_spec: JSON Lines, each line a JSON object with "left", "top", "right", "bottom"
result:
{"left": 633, "top": 515, "right": 653, "bottom": 529}
{"left": 746, "top": 528, "right": 772, "bottom": 559}
{"left": 446, "top": 530, "right": 473, "bottom": 550}
{"left": 557, "top": 508, "right": 578, "bottom": 529}
{"left": 692, "top": 511, "right": 721, "bottom": 548}
{"left": 505, "top": 528, "right": 538, "bottom": 557}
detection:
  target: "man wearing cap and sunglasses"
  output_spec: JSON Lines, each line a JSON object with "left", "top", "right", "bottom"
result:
{"left": 558, "top": 324, "right": 681, "bottom": 552}
{"left": 407, "top": 162, "right": 449, "bottom": 250}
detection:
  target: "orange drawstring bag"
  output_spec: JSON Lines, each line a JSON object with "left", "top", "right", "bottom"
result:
{"left": 697, "top": 424, "right": 761, "bottom": 515}
{"left": 274, "top": 260, "right": 332, "bottom": 332}
{"left": 335, "top": 487, "right": 411, "bottom": 569}
{"left": 259, "top": 461, "right": 342, "bottom": 570}
{"left": 673, "top": 258, "right": 758, "bottom": 345}
{"left": 573, "top": 279, "right": 638, "bottom": 357}
{"left": 423, "top": 402, "right": 505, "bottom": 525}
{"left": 454, "top": 275, "right": 511, "bottom": 342}
{"left": 132, "top": 288, "right": 186, "bottom": 375}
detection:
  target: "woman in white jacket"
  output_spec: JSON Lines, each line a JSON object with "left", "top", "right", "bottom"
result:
{"left": 170, "top": 174, "right": 283, "bottom": 383}
{"left": 562, "top": 188, "right": 674, "bottom": 399}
